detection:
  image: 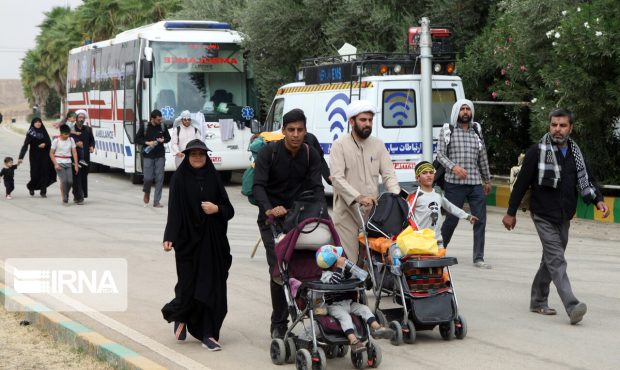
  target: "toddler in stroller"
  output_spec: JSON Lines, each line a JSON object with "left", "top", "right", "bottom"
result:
{"left": 318, "top": 245, "right": 395, "bottom": 353}
{"left": 269, "top": 217, "right": 387, "bottom": 369}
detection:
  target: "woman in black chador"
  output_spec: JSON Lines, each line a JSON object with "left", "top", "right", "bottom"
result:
{"left": 17, "top": 117, "right": 56, "bottom": 196}
{"left": 161, "top": 139, "right": 234, "bottom": 351}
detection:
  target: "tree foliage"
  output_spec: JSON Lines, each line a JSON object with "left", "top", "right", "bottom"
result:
{"left": 460, "top": 0, "right": 620, "bottom": 182}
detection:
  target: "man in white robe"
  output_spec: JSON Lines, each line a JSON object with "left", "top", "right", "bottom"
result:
{"left": 330, "top": 100, "right": 400, "bottom": 262}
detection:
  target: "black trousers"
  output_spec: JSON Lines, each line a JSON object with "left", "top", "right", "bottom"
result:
{"left": 258, "top": 222, "right": 289, "bottom": 330}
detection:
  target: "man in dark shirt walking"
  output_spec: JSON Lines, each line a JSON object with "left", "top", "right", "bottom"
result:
{"left": 136, "top": 109, "right": 171, "bottom": 207}
{"left": 253, "top": 108, "right": 325, "bottom": 338}
{"left": 503, "top": 108, "right": 609, "bottom": 325}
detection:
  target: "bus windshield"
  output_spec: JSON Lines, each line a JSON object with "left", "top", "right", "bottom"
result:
{"left": 151, "top": 41, "right": 247, "bottom": 123}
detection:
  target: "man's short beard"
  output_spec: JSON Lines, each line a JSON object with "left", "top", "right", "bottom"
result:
{"left": 354, "top": 124, "right": 371, "bottom": 139}
{"left": 551, "top": 135, "right": 569, "bottom": 145}
{"left": 457, "top": 115, "right": 471, "bottom": 124}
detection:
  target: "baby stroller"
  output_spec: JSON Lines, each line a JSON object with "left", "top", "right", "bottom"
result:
{"left": 269, "top": 217, "right": 383, "bottom": 370}
{"left": 358, "top": 191, "right": 467, "bottom": 345}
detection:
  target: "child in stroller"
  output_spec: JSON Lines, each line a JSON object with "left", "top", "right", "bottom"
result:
{"left": 317, "top": 245, "right": 395, "bottom": 353}
{"left": 269, "top": 218, "right": 386, "bottom": 369}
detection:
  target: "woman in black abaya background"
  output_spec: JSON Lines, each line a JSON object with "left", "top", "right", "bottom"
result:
{"left": 17, "top": 117, "right": 56, "bottom": 197}
{"left": 161, "top": 139, "right": 234, "bottom": 351}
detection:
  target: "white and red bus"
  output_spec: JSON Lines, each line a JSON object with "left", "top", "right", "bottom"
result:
{"left": 66, "top": 20, "right": 259, "bottom": 182}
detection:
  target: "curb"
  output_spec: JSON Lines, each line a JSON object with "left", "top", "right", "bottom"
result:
{"left": 0, "top": 283, "right": 167, "bottom": 370}
{"left": 487, "top": 184, "right": 619, "bottom": 223}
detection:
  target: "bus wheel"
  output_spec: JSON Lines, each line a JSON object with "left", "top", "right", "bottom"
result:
{"left": 130, "top": 173, "right": 143, "bottom": 184}
{"left": 218, "top": 170, "right": 232, "bottom": 183}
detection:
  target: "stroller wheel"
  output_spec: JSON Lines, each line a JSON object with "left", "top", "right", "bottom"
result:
{"left": 455, "top": 314, "right": 468, "bottom": 339}
{"left": 285, "top": 337, "right": 296, "bottom": 363}
{"left": 403, "top": 320, "right": 416, "bottom": 344}
{"left": 336, "top": 344, "right": 349, "bottom": 358}
{"left": 314, "top": 347, "right": 327, "bottom": 370}
{"left": 439, "top": 320, "right": 455, "bottom": 341}
{"left": 367, "top": 342, "right": 382, "bottom": 368}
{"left": 374, "top": 309, "right": 388, "bottom": 327}
{"left": 295, "top": 348, "right": 312, "bottom": 370}
{"left": 388, "top": 321, "right": 403, "bottom": 346}
{"left": 351, "top": 348, "right": 368, "bottom": 369}
{"left": 270, "top": 338, "right": 286, "bottom": 365}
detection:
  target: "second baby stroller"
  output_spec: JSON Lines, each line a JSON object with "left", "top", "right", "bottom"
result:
{"left": 269, "top": 217, "right": 383, "bottom": 370}
{"left": 358, "top": 191, "right": 467, "bottom": 345}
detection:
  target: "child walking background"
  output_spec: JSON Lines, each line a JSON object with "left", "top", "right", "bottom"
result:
{"left": 50, "top": 124, "right": 79, "bottom": 205}
{"left": 1, "top": 157, "right": 19, "bottom": 199}
{"left": 317, "top": 245, "right": 394, "bottom": 353}
{"left": 408, "top": 161, "right": 478, "bottom": 251}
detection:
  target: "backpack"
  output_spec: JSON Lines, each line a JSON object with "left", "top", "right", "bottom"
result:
{"left": 241, "top": 132, "right": 287, "bottom": 205}
{"left": 433, "top": 122, "right": 482, "bottom": 190}
{"left": 366, "top": 192, "right": 410, "bottom": 238}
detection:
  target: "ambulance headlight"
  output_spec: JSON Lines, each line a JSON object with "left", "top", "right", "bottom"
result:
{"left": 393, "top": 64, "right": 402, "bottom": 74}
{"left": 296, "top": 70, "right": 304, "bottom": 81}
{"left": 433, "top": 63, "right": 442, "bottom": 73}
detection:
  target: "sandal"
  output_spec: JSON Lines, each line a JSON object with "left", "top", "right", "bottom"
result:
{"left": 530, "top": 306, "right": 557, "bottom": 315}
{"left": 174, "top": 321, "right": 187, "bottom": 340}
{"left": 350, "top": 340, "right": 366, "bottom": 353}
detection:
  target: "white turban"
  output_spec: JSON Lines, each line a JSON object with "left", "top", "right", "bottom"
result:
{"left": 346, "top": 100, "right": 376, "bottom": 121}
{"left": 179, "top": 110, "right": 191, "bottom": 119}
{"left": 75, "top": 109, "right": 88, "bottom": 119}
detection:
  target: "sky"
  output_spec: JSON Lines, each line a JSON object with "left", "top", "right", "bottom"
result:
{"left": 0, "top": 0, "right": 83, "bottom": 79}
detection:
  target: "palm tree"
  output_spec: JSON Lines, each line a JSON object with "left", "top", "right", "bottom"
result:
{"left": 20, "top": 48, "right": 51, "bottom": 110}
{"left": 36, "top": 7, "right": 82, "bottom": 113}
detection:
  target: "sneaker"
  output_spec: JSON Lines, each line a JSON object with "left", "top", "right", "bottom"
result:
{"left": 202, "top": 337, "right": 222, "bottom": 351}
{"left": 78, "top": 160, "right": 89, "bottom": 168}
{"left": 174, "top": 321, "right": 186, "bottom": 341}
{"left": 62, "top": 200, "right": 69, "bottom": 206}
{"left": 40, "top": 193, "right": 47, "bottom": 198}
{"left": 351, "top": 340, "right": 365, "bottom": 353}
{"left": 371, "top": 326, "right": 395, "bottom": 340}
{"left": 76, "top": 199, "right": 85, "bottom": 205}
{"left": 474, "top": 261, "right": 492, "bottom": 269}
{"left": 153, "top": 203, "right": 164, "bottom": 208}
{"left": 569, "top": 302, "right": 587, "bottom": 325}
{"left": 29, "top": 190, "right": 35, "bottom": 196}
{"left": 6, "top": 195, "right": 12, "bottom": 200}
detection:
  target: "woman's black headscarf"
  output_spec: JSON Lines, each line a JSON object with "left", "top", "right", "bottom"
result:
{"left": 26, "top": 117, "right": 50, "bottom": 141}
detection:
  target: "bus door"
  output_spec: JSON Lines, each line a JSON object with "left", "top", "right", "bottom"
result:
{"left": 123, "top": 62, "right": 138, "bottom": 174}
{"left": 376, "top": 80, "right": 421, "bottom": 187}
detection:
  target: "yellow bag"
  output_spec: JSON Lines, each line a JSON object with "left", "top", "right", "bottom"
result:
{"left": 396, "top": 226, "right": 439, "bottom": 256}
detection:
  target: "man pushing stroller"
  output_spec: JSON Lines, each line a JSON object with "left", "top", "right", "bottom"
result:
{"left": 317, "top": 245, "right": 394, "bottom": 352}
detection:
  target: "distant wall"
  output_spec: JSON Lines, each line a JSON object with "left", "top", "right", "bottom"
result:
{"left": 0, "top": 79, "right": 29, "bottom": 119}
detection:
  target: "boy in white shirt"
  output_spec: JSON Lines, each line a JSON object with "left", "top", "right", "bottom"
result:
{"left": 50, "top": 124, "right": 79, "bottom": 205}
{"left": 408, "top": 161, "right": 478, "bottom": 248}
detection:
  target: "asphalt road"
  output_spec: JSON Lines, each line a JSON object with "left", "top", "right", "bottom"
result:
{"left": 1, "top": 122, "right": 620, "bottom": 370}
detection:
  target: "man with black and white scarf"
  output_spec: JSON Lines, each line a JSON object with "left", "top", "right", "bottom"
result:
{"left": 503, "top": 108, "right": 609, "bottom": 325}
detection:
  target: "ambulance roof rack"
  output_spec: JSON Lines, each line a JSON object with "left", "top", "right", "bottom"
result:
{"left": 298, "top": 51, "right": 456, "bottom": 85}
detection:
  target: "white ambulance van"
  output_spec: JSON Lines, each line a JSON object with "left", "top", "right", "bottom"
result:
{"left": 259, "top": 28, "right": 465, "bottom": 191}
